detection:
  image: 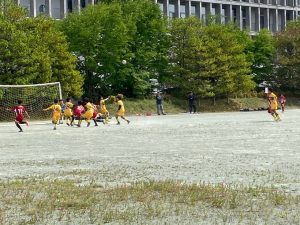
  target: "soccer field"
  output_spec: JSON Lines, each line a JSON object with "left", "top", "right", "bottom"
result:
{"left": 0, "top": 109, "right": 299, "bottom": 194}
{"left": 1, "top": 110, "right": 300, "bottom": 224}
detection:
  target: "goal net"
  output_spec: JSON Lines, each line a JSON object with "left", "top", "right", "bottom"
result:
{"left": 0, "top": 82, "right": 62, "bottom": 122}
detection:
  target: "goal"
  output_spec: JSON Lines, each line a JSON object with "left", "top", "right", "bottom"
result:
{"left": 0, "top": 82, "right": 62, "bottom": 122}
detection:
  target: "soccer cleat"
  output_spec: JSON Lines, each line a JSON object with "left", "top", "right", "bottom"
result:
{"left": 18, "top": 130, "right": 23, "bottom": 132}
{"left": 87, "top": 122, "right": 91, "bottom": 127}
{"left": 53, "top": 127, "right": 56, "bottom": 130}
{"left": 116, "top": 122, "right": 120, "bottom": 125}
{"left": 127, "top": 120, "right": 130, "bottom": 124}
{"left": 66, "top": 123, "right": 70, "bottom": 126}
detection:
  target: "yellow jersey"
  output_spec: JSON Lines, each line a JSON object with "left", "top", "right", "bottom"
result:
{"left": 64, "top": 102, "right": 74, "bottom": 117}
{"left": 46, "top": 104, "right": 61, "bottom": 115}
{"left": 268, "top": 92, "right": 278, "bottom": 110}
{"left": 85, "top": 102, "right": 94, "bottom": 112}
{"left": 100, "top": 99, "right": 108, "bottom": 114}
{"left": 116, "top": 100, "right": 125, "bottom": 116}
{"left": 46, "top": 104, "right": 61, "bottom": 123}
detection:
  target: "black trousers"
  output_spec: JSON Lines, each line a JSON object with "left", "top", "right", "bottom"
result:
{"left": 189, "top": 104, "right": 196, "bottom": 113}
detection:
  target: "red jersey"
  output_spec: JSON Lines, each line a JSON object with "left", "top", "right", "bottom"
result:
{"left": 13, "top": 105, "right": 27, "bottom": 122}
{"left": 279, "top": 96, "right": 286, "bottom": 104}
{"left": 92, "top": 104, "right": 98, "bottom": 119}
{"left": 73, "top": 105, "right": 85, "bottom": 117}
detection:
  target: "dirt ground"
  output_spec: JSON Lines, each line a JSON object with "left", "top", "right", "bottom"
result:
{"left": 0, "top": 109, "right": 299, "bottom": 195}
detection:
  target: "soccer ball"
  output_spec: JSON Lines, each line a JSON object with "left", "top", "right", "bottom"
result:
{"left": 122, "top": 59, "right": 127, "bottom": 65}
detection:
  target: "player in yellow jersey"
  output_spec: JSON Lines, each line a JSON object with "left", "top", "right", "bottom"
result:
{"left": 267, "top": 88, "right": 281, "bottom": 121}
{"left": 43, "top": 99, "right": 62, "bottom": 130}
{"left": 115, "top": 94, "right": 130, "bottom": 125}
{"left": 99, "top": 96, "right": 110, "bottom": 124}
{"left": 77, "top": 98, "right": 94, "bottom": 127}
{"left": 64, "top": 97, "right": 74, "bottom": 126}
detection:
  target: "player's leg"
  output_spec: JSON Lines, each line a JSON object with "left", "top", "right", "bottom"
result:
{"left": 70, "top": 115, "right": 75, "bottom": 126}
{"left": 189, "top": 104, "right": 192, "bottom": 114}
{"left": 86, "top": 119, "right": 91, "bottom": 127}
{"left": 121, "top": 116, "right": 130, "bottom": 124}
{"left": 54, "top": 114, "right": 60, "bottom": 130}
{"left": 15, "top": 121, "right": 23, "bottom": 132}
{"left": 281, "top": 104, "right": 285, "bottom": 113}
{"left": 274, "top": 110, "right": 281, "bottom": 121}
{"left": 104, "top": 112, "right": 109, "bottom": 124}
{"left": 52, "top": 120, "right": 57, "bottom": 130}
{"left": 77, "top": 117, "right": 83, "bottom": 127}
{"left": 116, "top": 115, "right": 120, "bottom": 125}
{"left": 156, "top": 104, "right": 160, "bottom": 115}
{"left": 19, "top": 121, "right": 28, "bottom": 126}
{"left": 66, "top": 116, "right": 70, "bottom": 126}
{"left": 93, "top": 119, "right": 98, "bottom": 126}
{"left": 160, "top": 104, "right": 166, "bottom": 115}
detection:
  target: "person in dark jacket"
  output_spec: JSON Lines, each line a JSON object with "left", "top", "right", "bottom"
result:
{"left": 156, "top": 92, "right": 166, "bottom": 115}
{"left": 188, "top": 91, "right": 197, "bottom": 114}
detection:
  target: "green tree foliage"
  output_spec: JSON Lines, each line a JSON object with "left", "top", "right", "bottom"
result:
{"left": 59, "top": 0, "right": 169, "bottom": 98}
{"left": 0, "top": 3, "right": 83, "bottom": 97}
{"left": 169, "top": 17, "right": 255, "bottom": 100}
{"left": 251, "top": 29, "right": 275, "bottom": 84}
{"left": 168, "top": 17, "right": 205, "bottom": 94}
{"left": 275, "top": 21, "right": 300, "bottom": 93}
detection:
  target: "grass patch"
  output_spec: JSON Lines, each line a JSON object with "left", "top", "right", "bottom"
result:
{"left": 231, "top": 97, "right": 268, "bottom": 110}
{"left": 0, "top": 179, "right": 299, "bottom": 224}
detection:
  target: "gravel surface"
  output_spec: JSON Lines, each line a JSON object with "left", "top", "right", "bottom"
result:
{"left": 0, "top": 110, "right": 299, "bottom": 194}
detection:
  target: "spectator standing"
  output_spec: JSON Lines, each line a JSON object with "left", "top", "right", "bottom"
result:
{"left": 156, "top": 92, "right": 166, "bottom": 115}
{"left": 188, "top": 91, "right": 197, "bottom": 114}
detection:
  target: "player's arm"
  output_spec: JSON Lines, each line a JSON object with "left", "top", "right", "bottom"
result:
{"left": 117, "top": 104, "right": 122, "bottom": 111}
{"left": 5, "top": 107, "right": 13, "bottom": 112}
{"left": 24, "top": 108, "right": 30, "bottom": 118}
{"left": 43, "top": 105, "right": 53, "bottom": 111}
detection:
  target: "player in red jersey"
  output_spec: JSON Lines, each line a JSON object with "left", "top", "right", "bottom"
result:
{"left": 279, "top": 94, "right": 286, "bottom": 113}
{"left": 71, "top": 101, "right": 85, "bottom": 126}
{"left": 9, "top": 100, "right": 30, "bottom": 132}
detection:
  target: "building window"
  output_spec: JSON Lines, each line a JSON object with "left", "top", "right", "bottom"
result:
{"left": 39, "top": 4, "right": 46, "bottom": 13}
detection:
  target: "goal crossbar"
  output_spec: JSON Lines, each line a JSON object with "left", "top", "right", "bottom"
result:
{"left": 0, "top": 82, "right": 62, "bottom": 99}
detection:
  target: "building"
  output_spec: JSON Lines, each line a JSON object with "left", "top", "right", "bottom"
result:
{"left": 19, "top": 0, "right": 300, "bottom": 33}
{"left": 18, "top": 0, "right": 96, "bottom": 19}
{"left": 157, "top": 0, "right": 300, "bottom": 33}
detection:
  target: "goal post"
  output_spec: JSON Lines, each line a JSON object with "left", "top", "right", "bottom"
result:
{"left": 0, "top": 82, "right": 62, "bottom": 122}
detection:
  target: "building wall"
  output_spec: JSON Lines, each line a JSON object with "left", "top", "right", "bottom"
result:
{"left": 19, "top": 0, "right": 300, "bottom": 33}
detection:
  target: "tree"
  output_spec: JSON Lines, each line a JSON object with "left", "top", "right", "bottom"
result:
{"left": 59, "top": 0, "right": 169, "bottom": 98}
{"left": 275, "top": 21, "right": 300, "bottom": 93}
{"left": 0, "top": 3, "right": 83, "bottom": 97}
{"left": 168, "top": 17, "right": 206, "bottom": 95}
{"left": 251, "top": 29, "right": 275, "bottom": 84}
{"left": 169, "top": 17, "right": 255, "bottom": 101}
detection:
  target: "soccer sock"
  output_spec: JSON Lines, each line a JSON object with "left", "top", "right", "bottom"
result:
{"left": 71, "top": 116, "right": 75, "bottom": 125}
{"left": 93, "top": 119, "right": 98, "bottom": 126}
{"left": 116, "top": 116, "right": 120, "bottom": 124}
{"left": 15, "top": 122, "right": 22, "bottom": 131}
